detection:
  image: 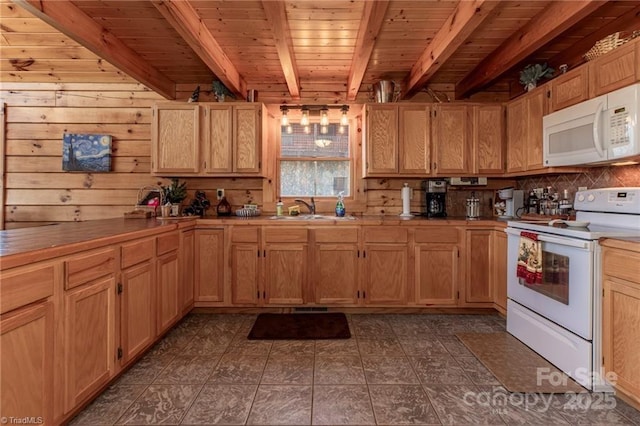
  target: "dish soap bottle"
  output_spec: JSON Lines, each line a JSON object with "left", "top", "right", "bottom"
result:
{"left": 276, "top": 198, "right": 284, "bottom": 216}
{"left": 335, "top": 192, "right": 345, "bottom": 217}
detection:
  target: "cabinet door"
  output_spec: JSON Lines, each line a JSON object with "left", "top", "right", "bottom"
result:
{"left": 526, "top": 89, "right": 546, "bottom": 171}
{"left": 399, "top": 105, "right": 431, "bottom": 175}
{"left": 1, "top": 301, "right": 54, "bottom": 424}
{"left": 180, "top": 230, "right": 195, "bottom": 313}
{"left": 603, "top": 276, "right": 640, "bottom": 401}
{"left": 365, "top": 105, "right": 398, "bottom": 174}
{"left": 415, "top": 244, "right": 458, "bottom": 305}
{"left": 549, "top": 67, "right": 589, "bottom": 112}
{"left": 433, "top": 105, "right": 470, "bottom": 175}
{"left": 473, "top": 105, "right": 504, "bottom": 174}
{"left": 64, "top": 275, "right": 116, "bottom": 412}
{"left": 234, "top": 105, "right": 261, "bottom": 173}
{"left": 465, "top": 230, "right": 492, "bottom": 303}
{"left": 492, "top": 230, "right": 508, "bottom": 311}
{"left": 121, "top": 262, "right": 155, "bottom": 364}
{"left": 231, "top": 243, "right": 260, "bottom": 305}
{"left": 194, "top": 229, "right": 224, "bottom": 303}
{"left": 506, "top": 97, "right": 526, "bottom": 173}
{"left": 314, "top": 243, "right": 359, "bottom": 305}
{"left": 590, "top": 41, "right": 638, "bottom": 97}
{"left": 157, "top": 251, "right": 180, "bottom": 335}
{"left": 363, "top": 244, "right": 407, "bottom": 305}
{"left": 204, "top": 105, "right": 233, "bottom": 173}
{"left": 264, "top": 244, "right": 306, "bottom": 305}
{"left": 152, "top": 104, "right": 200, "bottom": 174}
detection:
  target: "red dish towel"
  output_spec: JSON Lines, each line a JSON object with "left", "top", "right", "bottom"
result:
{"left": 516, "top": 231, "right": 543, "bottom": 284}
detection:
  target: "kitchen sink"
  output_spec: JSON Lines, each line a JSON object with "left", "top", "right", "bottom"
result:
{"left": 269, "top": 214, "right": 356, "bottom": 221}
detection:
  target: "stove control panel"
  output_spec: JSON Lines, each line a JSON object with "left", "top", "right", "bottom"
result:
{"left": 574, "top": 188, "right": 640, "bottom": 214}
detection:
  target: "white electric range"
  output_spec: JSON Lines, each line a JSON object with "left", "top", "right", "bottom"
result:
{"left": 505, "top": 187, "right": 640, "bottom": 391}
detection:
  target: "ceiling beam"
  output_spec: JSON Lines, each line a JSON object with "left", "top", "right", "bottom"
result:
{"left": 13, "top": 0, "right": 176, "bottom": 99}
{"left": 548, "top": 3, "right": 640, "bottom": 71}
{"left": 262, "top": 0, "right": 300, "bottom": 100}
{"left": 151, "top": 0, "right": 246, "bottom": 99}
{"left": 346, "top": 0, "right": 389, "bottom": 101}
{"left": 402, "top": 0, "right": 500, "bottom": 99}
{"left": 455, "top": 0, "right": 607, "bottom": 99}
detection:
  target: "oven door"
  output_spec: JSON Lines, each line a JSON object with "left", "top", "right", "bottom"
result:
{"left": 506, "top": 228, "right": 595, "bottom": 340}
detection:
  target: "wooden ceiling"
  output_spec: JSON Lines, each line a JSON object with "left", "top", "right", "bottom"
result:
{"left": 2, "top": 0, "right": 639, "bottom": 103}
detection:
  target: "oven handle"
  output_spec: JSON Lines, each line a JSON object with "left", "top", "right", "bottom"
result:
{"left": 505, "top": 228, "right": 593, "bottom": 249}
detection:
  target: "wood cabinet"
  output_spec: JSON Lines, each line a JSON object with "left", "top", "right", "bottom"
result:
{"left": 312, "top": 227, "right": 360, "bottom": 305}
{"left": 204, "top": 104, "right": 261, "bottom": 174}
{"left": 180, "top": 229, "right": 195, "bottom": 313}
{"left": 506, "top": 86, "right": 547, "bottom": 172}
{"left": 262, "top": 227, "right": 307, "bottom": 305}
{"left": 230, "top": 226, "right": 261, "bottom": 305}
{"left": 464, "top": 230, "right": 493, "bottom": 303}
{"left": 414, "top": 228, "right": 459, "bottom": 306}
{"left": 64, "top": 274, "right": 116, "bottom": 412}
{"left": 151, "top": 103, "right": 200, "bottom": 174}
{"left": 602, "top": 243, "right": 640, "bottom": 406}
{"left": 156, "top": 232, "right": 180, "bottom": 335}
{"left": 194, "top": 229, "right": 225, "bottom": 304}
{"left": 473, "top": 105, "right": 504, "bottom": 174}
{"left": 492, "top": 229, "right": 508, "bottom": 312}
{"left": 1, "top": 301, "right": 54, "bottom": 424}
{"left": 362, "top": 227, "right": 408, "bottom": 305}
{"left": 432, "top": 104, "right": 471, "bottom": 175}
{"left": 364, "top": 104, "right": 431, "bottom": 176}
{"left": 590, "top": 40, "right": 638, "bottom": 98}
{"left": 549, "top": 66, "right": 589, "bottom": 112}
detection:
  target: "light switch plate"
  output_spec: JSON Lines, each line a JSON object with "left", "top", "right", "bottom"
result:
{"left": 216, "top": 188, "right": 225, "bottom": 200}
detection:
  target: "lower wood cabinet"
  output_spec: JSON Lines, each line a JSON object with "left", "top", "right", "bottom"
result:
{"left": 313, "top": 227, "right": 360, "bottom": 305}
{"left": 194, "top": 229, "right": 225, "bottom": 304}
{"left": 157, "top": 251, "right": 180, "bottom": 335}
{"left": 1, "top": 301, "right": 54, "bottom": 424}
{"left": 602, "top": 244, "right": 640, "bottom": 406}
{"left": 415, "top": 243, "right": 458, "bottom": 305}
{"left": 120, "top": 261, "right": 155, "bottom": 364}
{"left": 465, "top": 230, "right": 493, "bottom": 303}
{"left": 362, "top": 227, "right": 408, "bottom": 305}
{"left": 230, "top": 227, "right": 260, "bottom": 305}
{"left": 263, "top": 243, "right": 307, "bottom": 305}
{"left": 180, "top": 230, "right": 195, "bottom": 313}
{"left": 64, "top": 275, "right": 116, "bottom": 413}
{"left": 492, "top": 230, "right": 508, "bottom": 312}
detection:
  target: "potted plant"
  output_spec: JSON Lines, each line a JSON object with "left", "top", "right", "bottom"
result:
{"left": 519, "top": 63, "right": 555, "bottom": 91}
{"left": 161, "top": 178, "right": 187, "bottom": 216}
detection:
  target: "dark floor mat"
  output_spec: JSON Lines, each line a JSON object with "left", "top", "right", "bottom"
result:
{"left": 247, "top": 313, "right": 351, "bottom": 340}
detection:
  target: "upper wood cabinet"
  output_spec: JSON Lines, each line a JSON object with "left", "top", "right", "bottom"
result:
{"left": 204, "top": 104, "right": 262, "bottom": 174}
{"left": 473, "top": 105, "right": 504, "bottom": 174}
{"left": 432, "top": 104, "right": 470, "bottom": 175}
{"left": 364, "top": 104, "right": 431, "bottom": 176}
{"left": 506, "top": 86, "right": 547, "bottom": 172}
{"left": 590, "top": 40, "right": 639, "bottom": 98}
{"left": 152, "top": 102, "right": 263, "bottom": 176}
{"left": 152, "top": 104, "right": 201, "bottom": 175}
{"left": 548, "top": 66, "right": 589, "bottom": 112}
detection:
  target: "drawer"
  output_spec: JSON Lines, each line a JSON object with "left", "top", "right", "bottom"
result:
{"left": 121, "top": 238, "right": 154, "bottom": 269}
{"left": 231, "top": 227, "right": 259, "bottom": 243}
{"left": 1, "top": 263, "right": 56, "bottom": 314}
{"left": 157, "top": 232, "right": 179, "bottom": 256}
{"left": 363, "top": 227, "right": 408, "bottom": 243}
{"left": 264, "top": 227, "right": 308, "bottom": 243}
{"left": 65, "top": 247, "right": 116, "bottom": 290}
{"left": 603, "top": 248, "right": 640, "bottom": 284}
{"left": 314, "top": 227, "right": 358, "bottom": 243}
{"left": 414, "top": 227, "right": 459, "bottom": 243}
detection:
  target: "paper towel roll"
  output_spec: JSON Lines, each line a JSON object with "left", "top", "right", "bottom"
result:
{"left": 401, "top": 183, "right": 412, "bottom": 216}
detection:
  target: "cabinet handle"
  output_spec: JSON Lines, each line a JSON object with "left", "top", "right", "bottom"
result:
{"left": 257, "top": 291, "right": 260, "bottom": 299}
{"left": 363, "top": 251, "right": 366, "bottom": 258}
{"left": 263, "top": 291, "right": 266, "bottom": 299}
{"left": 257, "top": 250, "right": 260, "bottom": 257}
{"left": 357, "top": 290, "right": 360, "bottom": 298}
{"left": 263, "top": 250, "right": 266, "bottom": 257}
{"left": 117, "top": 283, "right": 123, "bottom": 295}
{"left": 433, "top": 162, "right": 437, "bottom": 170}
{"left": 363, "top": 291, "right": 366, "bottom": 299}
{"left": 357, "top": 250, "right": 360, "bottom": 258}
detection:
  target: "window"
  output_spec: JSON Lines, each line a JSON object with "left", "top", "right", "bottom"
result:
{"left": 279, "top": 123, "right": 351, "bottom": 197}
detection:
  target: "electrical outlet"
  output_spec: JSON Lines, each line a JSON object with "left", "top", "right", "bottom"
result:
{"left": 216, "top": 188, "right": 225, "bottom": 200}
{"left": 578, "top": 186, "right": 587, "bottom": 191}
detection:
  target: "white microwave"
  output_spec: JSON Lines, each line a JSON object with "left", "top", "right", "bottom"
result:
{"left": 543, "top": 83, "right": 640, "bottom": 166}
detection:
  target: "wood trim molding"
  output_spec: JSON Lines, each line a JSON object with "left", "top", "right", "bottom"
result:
{"left": 0, "top": 101, "right": 5, "bottom": 230}
{"left": 262, "top": 0, "right": 300, "bottom": 100}
{"left": 455, "top": 0, "right": 607, "bottom": 99}
{"left": 13, "top": 0, "right": 176, "bottom": 100}
{"left": 347, "top": 0, "right": 390, "bottom": 101}
{"left": 151, "top": 0, "right": 247, "bottom": 99}
{"left": 402, "top": 0, "right": 499, "bottom": 99}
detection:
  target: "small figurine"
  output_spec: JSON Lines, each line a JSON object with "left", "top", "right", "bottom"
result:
{"left": 188, "top": 85, "right": 200, "bottom": 103}
{"left": 183, "top": 191, "right": 211, "bottom": 217}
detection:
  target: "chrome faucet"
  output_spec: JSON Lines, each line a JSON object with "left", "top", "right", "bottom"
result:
{"left": 294, "top": 197, "right": 316, "bottom": 215}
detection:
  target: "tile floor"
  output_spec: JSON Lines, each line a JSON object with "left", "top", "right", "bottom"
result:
{"left": 70, "top": 313, "right": 640, "bottom": 425}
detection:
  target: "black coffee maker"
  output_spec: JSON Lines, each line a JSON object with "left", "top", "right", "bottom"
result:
{"left": 422, "top": 179, "right": 447, "bottom": 217}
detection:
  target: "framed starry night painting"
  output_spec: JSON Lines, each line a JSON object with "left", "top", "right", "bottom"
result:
{"left": 62, "top": 133, "right": 112, "bottom": 172}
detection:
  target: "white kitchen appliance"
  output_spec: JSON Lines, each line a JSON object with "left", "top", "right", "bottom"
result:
{"left": 506, "top": 187, "right": 640, "bottom": 391}
{"left": 495, "top": 188, "right": 524, "bottom": 219}
{"left": 543, "top": 83, "right": 640, "bottom": 166}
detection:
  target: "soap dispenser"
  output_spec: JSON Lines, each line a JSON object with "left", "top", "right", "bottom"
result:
{"left": 335, "top": 192, "right": 345, "bottom": 217}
